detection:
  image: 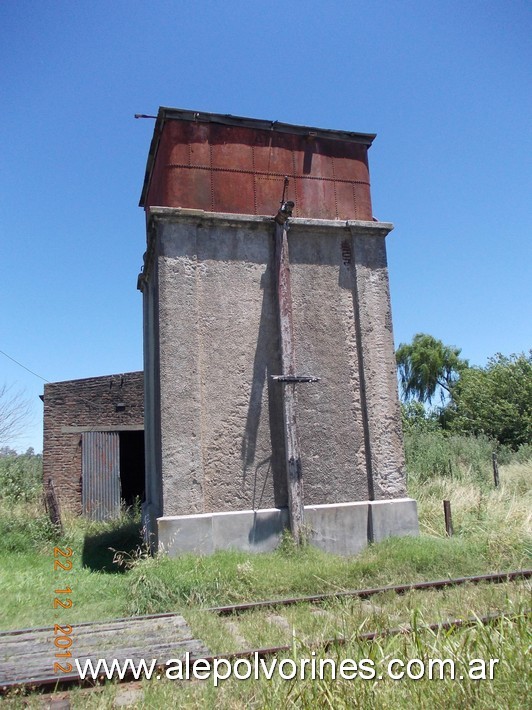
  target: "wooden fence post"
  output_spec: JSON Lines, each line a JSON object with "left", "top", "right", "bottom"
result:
{"left": 492, "top": 452, "right": 500, "bottom": 488}
{"left": 443, "top": 500, "right": 453, "bottom": 537}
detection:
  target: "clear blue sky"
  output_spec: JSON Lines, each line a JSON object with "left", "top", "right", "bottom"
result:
{"left": 1, "top": 0, "right": 530, "bottom": 452}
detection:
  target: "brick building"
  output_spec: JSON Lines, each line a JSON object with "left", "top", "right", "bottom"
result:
{"left": 42, "top": 372, "right": 144, "bottom": 519}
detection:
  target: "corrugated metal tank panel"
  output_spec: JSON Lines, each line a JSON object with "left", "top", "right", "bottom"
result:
{"left": 81, "top": 431, "right": 121, "bottom": 520}
{"left": 142, "top": 112, "right": 374, "bottom": 221}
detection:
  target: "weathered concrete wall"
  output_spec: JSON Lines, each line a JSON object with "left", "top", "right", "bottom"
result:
{"left": 42, "top": 372, "right": 144, "bottom": 513}
{"left": 140, "top": 208, "right": 407, "bottom": 535}
{"left": 288, "top": 225, "right": 369, "bottom": 504}
{"left": 153, "top": 214, "right": 287, "bottom": 518}
{"left": 141, "top": 233, "right": 163, "bottom": 537}
{"left": 350, "top": 228, "right": 407, "bottom": 499}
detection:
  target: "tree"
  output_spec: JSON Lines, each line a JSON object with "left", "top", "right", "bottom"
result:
{"left": 449, "top": 352, "right": 532, "bottom": 449}
{"left": 400, "top": 401, "right": 441, "bottom": 435}
{"left": 0, "top": 384, "right": 32, "bottom": 447}
{"left": 0, "top": 446, "right": 42, "bottom": 501}
{"left": 396, "top": 334, "right": 467, "bottom": 405}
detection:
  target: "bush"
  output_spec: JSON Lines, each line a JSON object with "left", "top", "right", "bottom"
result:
{"left": 0, "top": 447, "right": 43, "bottom": 502}
{"left": 0, "top": 500, "right": 58, "bottom": 553}
{"left": 513, "top": 442, "right": 532, "bottom": 464}
{"left": 448, "top": 352, "right": 532, "bottom": 449}
{"left": 401, "top": 402, "right": 441, "bottom": 435}
{"left": 404, "top": 430, "right": 496, "bottom": 484}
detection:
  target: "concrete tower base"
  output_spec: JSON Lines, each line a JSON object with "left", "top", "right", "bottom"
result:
{"left": 157, "top": 498, "right": 418, "bottom": 557}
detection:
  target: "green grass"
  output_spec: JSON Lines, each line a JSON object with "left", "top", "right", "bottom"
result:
{"left": 0, "top": 454, "right": 530, "bottom": 708}
{"left": 3, "top": 612, "right": 530, "bottom": 709}
{"left": 0, "top": 461, "right": 530, "bottom": 631}
{"left": 137, "top": 613, "right": 530, "bottom": 710}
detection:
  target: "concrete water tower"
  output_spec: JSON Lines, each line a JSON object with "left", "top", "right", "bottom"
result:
{"left": 138, "top": 107, "right": 418, "bottom": 555}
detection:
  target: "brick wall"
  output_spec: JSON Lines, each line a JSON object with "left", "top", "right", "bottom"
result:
{"left": 42, "top": 372, "right": 144, "bottom": 514}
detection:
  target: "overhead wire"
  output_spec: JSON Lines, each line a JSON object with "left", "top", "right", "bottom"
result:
{"left": 0, "top": 348, "right": 134, "bottom": 415}
{"left": 0, "top": 349, "right": 50, "bottom": 383}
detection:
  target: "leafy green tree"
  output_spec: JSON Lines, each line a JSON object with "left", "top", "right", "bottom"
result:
{"left": 400, "top": 401, "right": 441, "bottom": 435}
{"left": 449, "top": 352, "right": 532, "bottom": 449}
{"left": 396, "top": 334, "right": 467, "bottom": 405}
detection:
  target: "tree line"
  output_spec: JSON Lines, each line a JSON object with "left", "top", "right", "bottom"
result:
{"left": 396, "top": 334, "right": 531, "bottom": 450}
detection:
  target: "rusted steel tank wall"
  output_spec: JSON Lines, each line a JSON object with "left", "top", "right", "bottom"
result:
{"left": 141, "top": 111, "right": 374, "bottom": 221}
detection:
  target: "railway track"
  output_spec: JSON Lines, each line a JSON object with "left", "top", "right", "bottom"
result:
{"left": 1, "top": 568, "right": 530, "bottom": 695}
{"left": 207, "top": 568, "right": 532, "bottom": 615}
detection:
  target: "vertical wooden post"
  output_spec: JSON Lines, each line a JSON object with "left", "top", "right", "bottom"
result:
{"left": 443, "top": 500, "right": 453, "bottom": 537}
{"left": 492, "top": 452, "right": 500, "bottom": 488}
{"left": 44, "top": 478, "right": 63, "bottom": 534}
{"left": 274, "top": 217, "right": 304, "bottom": 544}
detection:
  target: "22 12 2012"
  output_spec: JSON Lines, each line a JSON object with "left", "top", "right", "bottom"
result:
{"left": 53, "top": 546, "right": 74, "bottom": 674}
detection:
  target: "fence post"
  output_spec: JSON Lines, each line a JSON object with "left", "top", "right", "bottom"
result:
{"left": 443, "top": 500, "right": 453, "bottom": 536}
{"left": 492, "top": 452, "right": 500, "bottom": 488}
{"left": 44, "top": 478, "right": 63, "bottom": 534}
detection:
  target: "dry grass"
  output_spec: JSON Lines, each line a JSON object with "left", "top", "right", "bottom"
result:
{"left": 409, "top": 461, "right": 531, "bottom": 570}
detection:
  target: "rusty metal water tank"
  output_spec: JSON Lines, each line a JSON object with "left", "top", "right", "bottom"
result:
{"left": 140, "top": 108, "right": 376, "bottom": 221}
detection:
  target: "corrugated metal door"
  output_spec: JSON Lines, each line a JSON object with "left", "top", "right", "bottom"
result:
{"left": 82, "top": 431, "right": 121, "bottom": 520}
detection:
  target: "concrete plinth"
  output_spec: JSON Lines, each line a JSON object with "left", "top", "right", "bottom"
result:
{"left": 158, "top": 498, "right": 418, "bottom": 557}
{"left": 370, "top": 498, "right": 419, "bottom": 542}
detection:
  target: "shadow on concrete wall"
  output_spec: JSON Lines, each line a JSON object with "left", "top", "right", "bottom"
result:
{"left": 248, "top": 508, "right": 289, "bottom": 546}
{"left": 241, "top": 262, "right": 288, "bottom": 509}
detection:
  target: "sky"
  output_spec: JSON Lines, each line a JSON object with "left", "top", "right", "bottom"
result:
{"left": 1, "top": 0, "right": 530, "bottom": 452}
